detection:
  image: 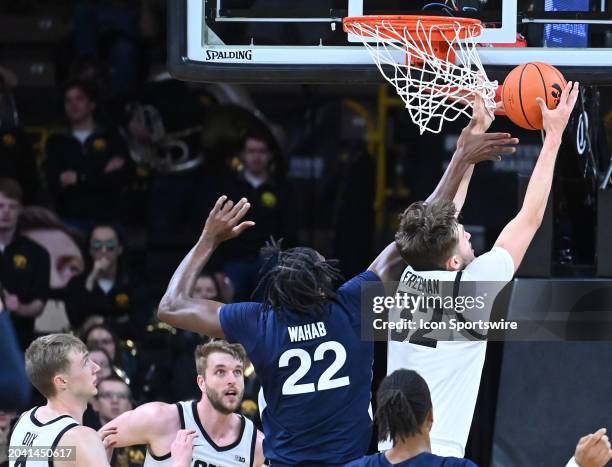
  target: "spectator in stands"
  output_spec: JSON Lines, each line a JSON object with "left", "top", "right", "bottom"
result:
{"left": 90, "top": 347, "right": 116, "bottom": 380}
{"left": 89, "top": 375, "right": 147, "bottom": 466}
{"left": 192, "top": 271, "right": 222, "bottom": 302}
{"left": 44, "top": 80, "right": 133, "bottom": 230}
{"left": 219, "top": 133, "right": 298, "bottom": 300}
{"left": 0, "top": 69, "right": 40, "bottom": 204}
{"left": 64, "top": 224, "right": 151, "bottom": 341}
{"left": 0, "top": 178, "right": 50, "bottom": 348}
{"left": 90, "top": 376, "right": 133, "bottom": 430}
{"left": 0, "top": 305, "right": 31, "bottom": 409}
{"left": 83, "top": 323, "right": 136, "bottom": 382}
{"left": 73, "top": 0, "right": 141, "bottom": 93}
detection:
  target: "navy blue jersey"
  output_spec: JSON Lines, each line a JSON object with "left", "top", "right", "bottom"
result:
{"left": 220, "top": 271, "right": 381, "bottom": 466}
{"left": 345, "top": 452, "right": 478, "bottom": 467}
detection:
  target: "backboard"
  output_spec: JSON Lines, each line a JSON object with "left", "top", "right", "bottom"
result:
{"left": 168, "top": 0, "right": 612, "bottom": 84}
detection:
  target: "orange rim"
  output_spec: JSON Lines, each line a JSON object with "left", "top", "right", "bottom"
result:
{"left": 343, "top": 15, "right": 482, "bottom": 43}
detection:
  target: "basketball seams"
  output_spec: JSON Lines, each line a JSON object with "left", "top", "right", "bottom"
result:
{"left": 533, "top": 63, "right": 548, "bottom": 109}
{"left": 518, "top": 64, "right": 536, "bottom": 130}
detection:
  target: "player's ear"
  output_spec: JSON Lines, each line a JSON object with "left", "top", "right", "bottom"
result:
{"left": 53, "top": 374, "right": 68, "bottom": 392}
{"left": 426, "top": 409, "right": 434, "bottom": 429}
{"left": 445, "top": 255, "right": 461, "bottom": 272}
{"left": 196, "top": 374, "right": 205, "bottom": 390}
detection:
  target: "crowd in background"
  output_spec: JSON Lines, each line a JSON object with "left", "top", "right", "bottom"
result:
{"left": 0, "top": 2, "right": 306, "bottom": 466}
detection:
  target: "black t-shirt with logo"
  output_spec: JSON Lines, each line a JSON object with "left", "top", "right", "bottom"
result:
{"left": 219, "top": 173, "right": 298, "bottom": 259}
{"left": 63, "top": 267, "right": 151, "bottom": 342}
{"left": 0, "top": 126, "right": 40, "bottom": 204}
{"left": 44, "top": 127, "right": 133, "bottom": 222}
{"left": 0, "top": 235, "right": 50, "bottom": 348}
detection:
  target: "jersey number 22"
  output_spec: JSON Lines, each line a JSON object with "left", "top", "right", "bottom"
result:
{"left": 279, "top": 341, "right": 350, "bottom": 395}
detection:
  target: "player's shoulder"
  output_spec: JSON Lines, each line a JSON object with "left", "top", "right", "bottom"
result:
{"left": 56, "top": 425, "right": 110, "bottom": 467}
{"left": 135, "top": 401, "right": 183, "bottom": 434}
{"left": 57, "top": 425, "right": 98, "bottom": 446}
{"left": 463, "top": 246, "right": 514, "bottom": 281}
{"left": 220, "top": 301, "right": 266, "bottom": 314}
{"left": 336, "top": 270, "right": 383, "bottom": 298}
{"left": 138, "top": 401, "right": 181, "bottom": 421}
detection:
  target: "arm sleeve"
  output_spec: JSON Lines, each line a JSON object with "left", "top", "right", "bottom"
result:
{"left": 463, "top": 246, "right": 515, "bottom": 282}
{"left": 0, "top": 311, "right": 32, "bottom": 409}
{"left": 219, "top": 302, "right": 264, "bottom": 354}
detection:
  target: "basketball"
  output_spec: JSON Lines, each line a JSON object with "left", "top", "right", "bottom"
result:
{"left": 501, "top": 62, "right": 567, "bottom": 130}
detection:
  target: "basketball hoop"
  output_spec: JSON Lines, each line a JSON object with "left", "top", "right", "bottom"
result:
{"left": 343, "top": 15, "right": 498, "bottom": 134}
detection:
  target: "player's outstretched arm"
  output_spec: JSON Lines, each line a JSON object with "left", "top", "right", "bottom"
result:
{"left": 100, "top": 402, "right": 180, "bottom": 449}
{"left": 55, "top": 426, "right": 110, "bottom": 467}
{"left": 427, "top": 96, "right": 518, "bottom": 207}
{"left": 157, "top": 196, "right": 254, "bottom": 337}
{"left": 369, "top": 98, "right": 517, "bottom": 281}
{"left": 452, "top": 100, "right": 519, "bottom": 212}
{"left": 495, "top": 82, "right": 579, "bottom": 272}
{"left": 567, "top": 428, "right": 612, "bottom": 467}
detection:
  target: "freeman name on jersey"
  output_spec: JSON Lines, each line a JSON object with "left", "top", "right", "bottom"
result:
{"left": 401, "top": 271, "right": 440, "bottom": 294}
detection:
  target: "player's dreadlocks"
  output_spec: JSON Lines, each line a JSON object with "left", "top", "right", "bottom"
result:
{"left": 375, "top": 369, "right": 432, "bottom": 444}
{"left": 256, "top": 246, "right": 344, "bottom": 316}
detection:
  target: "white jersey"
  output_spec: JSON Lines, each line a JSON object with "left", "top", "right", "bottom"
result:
{"left": 144, "top": 401, "right": 257, "bottom": 467}
{"left": 384, "top": 247, "right": 514, "bottom": 457}
{"left": 9, "top": 407, "right": 79, "bottom": 467}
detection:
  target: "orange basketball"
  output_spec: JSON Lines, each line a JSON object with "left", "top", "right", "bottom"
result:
{"left": 501, "top": 62, "right": 567, "bottom": 130}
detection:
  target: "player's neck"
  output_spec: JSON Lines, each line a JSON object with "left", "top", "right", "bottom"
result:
{"left": 197, "top": 398, "right": 238, "bottom": 442}
{"left": 41, "top": 395, "right": 86, "bottom": 424}
{"left": 385, "top": 435, "right": 431, "bottom": 463}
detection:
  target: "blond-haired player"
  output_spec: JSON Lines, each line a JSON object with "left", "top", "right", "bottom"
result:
{"left": 101, "top": 340, "right": 264, "bottom": 467}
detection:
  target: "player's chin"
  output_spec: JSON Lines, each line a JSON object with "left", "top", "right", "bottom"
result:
{"left": 224, "top": 395, "right": 240, "bottom": 408}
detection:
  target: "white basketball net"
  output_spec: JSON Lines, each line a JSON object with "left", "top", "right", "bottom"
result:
{"left": 346, "top": 18, "right": 498, "bottom": 134}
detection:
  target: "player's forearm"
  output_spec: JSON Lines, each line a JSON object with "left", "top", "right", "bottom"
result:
{"left": 518, "top": 135, "right": 562, "bottom": 225}
{"left": 100, "top": 413, "right": 149, "bottom": 448}
{"left": 158, "top": 237, "right": 217, "bottom": 317}
{"left": 453, "top": 165, "right": 474, "bottom": 213}
{"left": 425, "top": 154, "right": 470, "bottom": 204}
